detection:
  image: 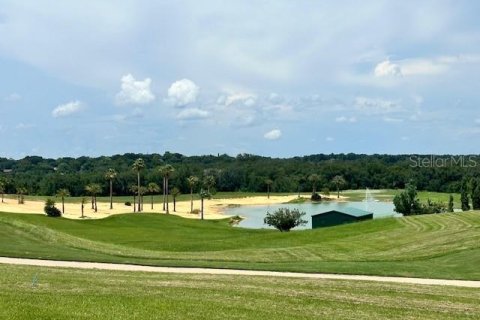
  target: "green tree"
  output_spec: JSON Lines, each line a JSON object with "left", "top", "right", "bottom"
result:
{"left": 129, "top": 184, "right": 138, "bottom": 212}
{"left": 203, "top": 175, "right": 216, "bottom": 194}
{"left": 0, "top": 180, "right": 5, "bottom": 203}
{"left": 56, "top": 188, "right": 70, "bottom": 214}
{"left": 171, "top": 187, "right": 180, "bottom": 212}
{"left": 471, "top": 179, "right": 480, "bottom": 210}
{"left": 159, "top": 165, "right": 175, "bottom": 213}
{"left": 265, "top": 178, "right": 273, "bottom": 199}
{"left": 16, "top": 187, "right": 27, "bottom": 204}
{"left": 264, "top": 207, "right": 307, "bottom": 232}
{"left": 393, "top": 182, "right": 421, "bottom": 215}
{"left": 308, "top": 174, "right": 320, "bottom": 194}
{"left": 332, "top": 175, "right": 346, "bottom": 198}
{"left": 147, "top": 182, "right": 160, "bottom": 210}
{"left": 132, "top": 158, "right": 145, "bottom": 212}
{"left": 44, "top": 198, "right": 61, "bottom": 217}
{"left": 199, "top": 189, "right": 211, "bottom": 220}
{"left": 460, "top": 180, "right": 470, "bottom": 211}
{"left": 104, "top": 168, "right": 117, "bottom": 210}
{"left": 447, "top": 194, "right": 454, "bottom": 213}
{"left": 85, "top": 183, "right": 102, "bottom": 212}
{"left": 187, "top": 175, "right": 199, "bottom": 213}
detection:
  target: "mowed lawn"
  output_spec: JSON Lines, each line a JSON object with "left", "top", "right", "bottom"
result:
{"left": 1, "top": 210, "right": 480, "bottom": 280}
{"left": 1, "top": 264, "right": 479, "bottom": 320}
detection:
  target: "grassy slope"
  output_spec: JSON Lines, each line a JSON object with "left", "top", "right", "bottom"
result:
{"left": 1, "top": 264, "right": 479, "bottom": 320}
{"left": 0, "top": 210, "right": 479, "bottom": 279}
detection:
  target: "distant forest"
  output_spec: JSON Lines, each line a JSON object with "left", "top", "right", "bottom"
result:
{"left": 0, "top": 153, "right": 478, "bottom": 196}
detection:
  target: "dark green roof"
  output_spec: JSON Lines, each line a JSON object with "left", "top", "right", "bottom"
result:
{"left": 312, "top": 207, "right": 372, "bottom": 218}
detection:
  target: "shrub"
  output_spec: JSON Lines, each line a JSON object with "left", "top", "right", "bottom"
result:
{"left": 311, "top": 192, "right": 321, "bottom": 201}
{"left": 124, "top": 201, "right": 132, "bottom": 206}
{"left": 321, "top": 187, "right": 330, "bottom": 196}
{"left": 44, "top": 198, "right": 61, "bottom": 217}
{"left": 191, "top": 209, "right": 200, "bottom": 215}
{"left": 264, "top": 207, "right": 307, "bottom": 232}
{"left": 229, "top": 215, "right": 243, "bottom": 225}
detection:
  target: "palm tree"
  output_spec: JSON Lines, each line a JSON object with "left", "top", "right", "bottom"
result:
{"left": 308, "top": 174, "right": 320, "bottom": 194}
{"left": 129, "top": 184, "right": 138, "bottom": 212}
{"left": 147, "top": 182, "right": 160, "bottom": 210}
{"left": 187, "top": 175, "right": 199, "bottom": 213}
{"left": 203, "top": 175, "right": 216, "bottom": 194}
{"left": 0, "top": 180, "right": 5, "bottom": 203}
{"left": 132, "top": 158, "right": 145, "bottom": 212}
{"left": 85, "top": 183, "right": 102, "bottom": 212}
{"left": 332, "top": 175, "right": 347, "bottom": 198}
{"left": 265, "top": 179, "right": 273, "bottom": 199}
{"left": 56, "top": 188, "right": 70, "bottom": 214}
{"left": 81, "top": 197, "right": 86, "bottom": 218}
{"left": 139, "top": 186, "right": 147, "bottom": 211}
{"left": 171, "top": 187, "right": 180, "bottom": 212}
{"left": 199, "top": 189, "right": 211, "bottom": 220}
{"left": 159, "top": 165, "right": 175, "bottom": 213}
{"left": 16, "top": 187, "right": 27, "bottom": 204}
{"left": 104, "top": 168, "right": 117, "bottom": 210}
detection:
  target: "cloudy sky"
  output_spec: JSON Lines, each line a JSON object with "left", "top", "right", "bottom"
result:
{"left": 1, "top": 1, "right": 480, "bottom": 159}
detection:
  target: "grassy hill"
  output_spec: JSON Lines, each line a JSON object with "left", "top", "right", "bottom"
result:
{"left": 0, "top": 211, "right": 479, "bottom": 279}
{"left": 2, "top": 264, "right": 479, "bottom": 320}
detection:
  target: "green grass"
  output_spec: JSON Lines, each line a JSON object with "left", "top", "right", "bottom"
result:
{"left": 0, "top": 210, "right": 480, "bottom": 279}
{"left": 1, "top": 264, "right": 479, "bottom": 320}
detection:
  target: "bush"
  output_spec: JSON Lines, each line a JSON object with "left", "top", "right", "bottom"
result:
{"left": 264, "top": 207, "right": 307, "bottom": 232}
{"left": 321, "top": 187, "right": 330, "bottom": 196}
{"left": 44, "top": 198, "right": 61, "bottom": 217}
{"left": 124, "top": 201, "right": 131, "bottom": 206}
{"left": 311, "top": 192, "right": 321, "bottom": 201}
{"left": 191, "top": 209, "right": 200, "bottom": 215}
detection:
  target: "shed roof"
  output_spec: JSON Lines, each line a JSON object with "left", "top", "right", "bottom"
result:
{"left": 312, "top": 207, "right": 372, "bottom": 218}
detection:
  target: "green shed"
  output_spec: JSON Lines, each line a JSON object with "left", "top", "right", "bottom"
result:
{"left": 311, "top": 207, "right": 373, "bottom": 229}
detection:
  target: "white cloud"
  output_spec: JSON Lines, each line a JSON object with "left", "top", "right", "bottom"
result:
{"left": 52, "top": 100, "right": 84, "bottom": 118}
{"left": 224, "top": 92, "right": 256, "bottom": 107}
{"left": 115, "top": 74, "right": 155, "bottom": 105}
{"left": 335, "top": 116, "right": 357, "bottom": 123}
{"left": 176, "top": 108, "right": 209, "bottom": 120}
{"left": 167, "top": 79, "right": 199, "bottom": 107}
{"left": 374, "top": 60, "right": 402, "bottom": 77}
{"left": 15, "top": 123, "right": 35, "bottom": 129}
{"left": 383, "top": 117, "right": 404, "bottom": 123}
{"left": 354, "top": 97, "right": 400, "bottom": 114}
{"left": 326, "top": 136, "right": 335, "bottom": 142}
{"left": 4, "top": 93, "right": 21, "bottom": 102}
{"left": 264, "top": 129, "right": 282, "bottom": 140}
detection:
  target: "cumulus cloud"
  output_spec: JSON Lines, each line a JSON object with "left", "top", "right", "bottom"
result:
{"left": 176, "top": 108, "right": 209, "bottom": 120}
{"left": 115, "top": 74, "right": 155, "bottom": 105}
{"left": 52, "top": 100, "right": 84, "bottom": 118}
{"left": 221, "top": 92, "right": 257, "bottom": 107}
{"left": 335, "top": 116, "right": 357, "bottom": 123}
{"left": 264, "top": 129, "right": 282, "bottom": 140}
{"left": 167, "top": 79, "right": 199, "bottom": 107}
{"left": 374, "top": 60, "right": 402, "bottom": 77}
{"left": 354, "top": 97, "right": 400, "bottom": 114}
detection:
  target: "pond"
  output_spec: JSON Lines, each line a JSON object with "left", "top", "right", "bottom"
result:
{"left": 225, "top": 200, "right": 398, "bottom": 230}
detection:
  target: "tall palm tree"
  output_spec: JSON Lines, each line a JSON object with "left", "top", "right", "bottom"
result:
{"left": 199, "top": 189, "right": 211, "bottom": 220}
{"left": 139, "top": 186, "right": 147, "bottom": 211}
{"left": 56, "top": 188, "right": 70, "bottom": 214}
{"left": 159, "top": 165, "right": 175, "bottom": 213}
{"left": 332, "top": 175, "right": 347, "bottom": 198}
{"left": 171, "top": 187, "right": 180, "bottom": 212}
{"left": 203, "top": 175, "right": 215, "bottom": 194}
{"left": 265, "top": 178, "right": 273, "bottom": 199}
{"left": 0, "top": 180, "right": 5, "bottom": 203}
{"left": 85, "top": 183, "right": 101, "bottom": 212}
{"left": 16, "top": 187, "right": 27, "bottom": 204}
{"left": 187, "top": 175, "right": 199, "bottom": 213}
{"left": 132, "top": 158, "right": 145, "bottom": 212}
{"left": 129, "top": 184, "right": 138, "bottom": 212}
{"left": 308, "top": 174, "right": 320, "bottom": 194}
{"left": 104, "top": 168, "right": 117, "bottom": 210}
{"left": 147, "top": 182, "right": 160, "bottom": 210}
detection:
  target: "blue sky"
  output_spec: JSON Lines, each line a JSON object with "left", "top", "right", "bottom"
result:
{"left": 1, "top": 1, "right": 480, "bottom": 159}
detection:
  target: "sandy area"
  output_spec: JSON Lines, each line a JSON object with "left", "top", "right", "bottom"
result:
{"left": 0, "top": 194, "right": 321, "bottom": 220}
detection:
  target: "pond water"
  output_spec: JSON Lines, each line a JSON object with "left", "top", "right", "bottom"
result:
{"left": 225, "top": 200, "right": 397, "bottom": 230}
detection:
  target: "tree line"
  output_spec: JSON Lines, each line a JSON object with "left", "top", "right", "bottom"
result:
{"left": 0, "top": 152, "right": 478, "bottom": 199}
